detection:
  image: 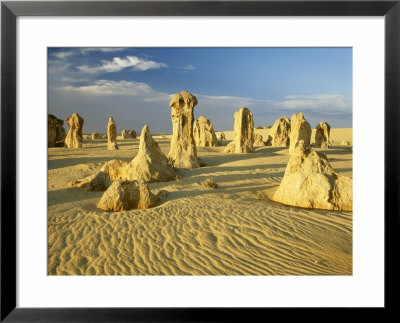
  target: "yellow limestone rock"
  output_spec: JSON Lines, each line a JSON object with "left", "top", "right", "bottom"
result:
{"left": 65, "top": 113, "right": 84, "bottom": 148}
{"left": 107, "top": 116, "right": 118, "bottom": 150}
{"left": 48, "top": 116, "right": 57, "bottom": 148}
{"left": 101, "top": 125, "right": 175, "bottom": 182}
{"left": 193, "top": 116, "right": 219, "bottom": 147}
{"left": 91, "top": 132, "right": 100, "bottom": 140}
{"left": 128, "top": 130, "right": 137, "bottom": 138}
{"left": 267, "top": 116, "right": 291, "bottom": 147}
{"left": 253, "top": 133, "right": 266, "bottom": 147}
{"left": 48, "top": 114, "right": 66, "bottom": 147}
{"left": 288, "top": 112, "right": 311, "bottom": 154}
{"left": 97, "top": 180, "right": 167, "bottom": 212}
{"left": 224, "top": 107, "right": 254, "bottom": 153}
{"left": 121, "top": 130, "right": 130, "bottom": 139}
{"left": 272, "top": 140, "right": 352, "bottom": 211}
{"left": 315, "top": 121, "right": 331, "bottom": 148}
{"left": 68, "top": 171, "right": 112, "bottom": 191}
{"left": 168, "top": 90, "right": 199, "bottom": 168}
{"left": 55, "top": 125, "right": 66, "bottom": 147}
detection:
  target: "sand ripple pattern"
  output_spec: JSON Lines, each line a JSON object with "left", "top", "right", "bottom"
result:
{"left": 48, "top": 138, "right": 352, "bottom": 275}
{"left": 48, "top": 193, "right": 352, "bottom": 275}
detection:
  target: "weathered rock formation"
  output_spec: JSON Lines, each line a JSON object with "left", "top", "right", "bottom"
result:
{"left": 65, "top": 113, "right": 84, "bottom": 148}
{"left": 121, "top": 130, "right": 130, "bottom": 139}
{"left": 341, "top": 140, "right": 351, "bottom": 146}
{"left": 272, "top": 140, "right": 352, "bottom": 211}
{"left": 218, "top": 133, "right": 226, "bottom": 142}
{"left": 55, "top": 126, "right": 66, "bottom": 147}
{"left": 97, "top": 180, "right": 167, "bottom": 212}
{"left": 193, "top": 116, "right": 219, "bottom": 147}
{"left": 91, "top": 132, "right": 100, "bottom": 140}
{"left": 48, "top": 116, "right": 57, "bottom": 148}
{"left": 168, "top": 90, "right": 199, "bottom": 168}
{"left": 266, "top": 116, "right": 291, "bottom": 147}
{"left": 48, "top": 114, "right": 66, "bottom": 147}
{"left": 107, "top": 116, "right": 118, "bottom": 150}
{"left": 315, "top": 121, "right": 331, "bottom": 148}
{"left": 68, "top": 171, "right": 111, "bottom": 191}
{"left": 119, "top": 129, "right": 137, "bottom": 139}
{"left": 253, "top": 133, "right": 266, "bottom": 147}
{"left": 288, "top": 112, "right": 311, "bottom": 154}
{"left": 128, "top": 130, "right": 137, "bottom": 138}
{"left": 101, "top": 125, "right": 175, "bottom": 182}
{"left": 224, "top": 107, "right": 254, "bottom": 153}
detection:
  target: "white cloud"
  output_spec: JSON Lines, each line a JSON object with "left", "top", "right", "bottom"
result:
{"left": 77, "top": 56, "right": 167, "bottom": 74}
{"left": 58, "top": 80, "right": 169, "bottom": 99}
{"left": 275, "top": 94, "right": 352, "bottom": 114}
{"left": 52, "top": 51, "right": 74, "bottom": 59}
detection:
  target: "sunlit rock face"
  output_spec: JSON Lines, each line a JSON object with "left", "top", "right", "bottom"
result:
{"left": 273, "top": 140, "right": 352, "bottom": 211}
{"left": 65, "top": 113, "right": 84, "bottom": 148}
{"left": 253, "top": 133, "right": 266, "bottom": 147}
{"left": 193, "top": 116, "right": 219, "bottom": 147}
{"left": 107, "top": 116, "right": 118, "bottom": 150}
{"left": 224, "top": 107, "right": 254, "bottom": 154}
{"left": 315, "top": 121, "right": 331, "bottom": 148}
{"left": 288, "top": 112, "right": 311, "bottom": 154}
{"left": 97, "top": 179, "right": 168, "bottom": 212}
{"left": 168, "top": 90, "right": 199, "bottom": 169}
{"left": 101, "top": 125, "right": 175, "bottom": 183}
{"left": 266, "top": 116, "right": 291, "bottom": 147}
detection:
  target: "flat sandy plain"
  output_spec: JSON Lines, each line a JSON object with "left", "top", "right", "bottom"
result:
{"left": 48, "top": 128, "right": 353, "bottom": 275}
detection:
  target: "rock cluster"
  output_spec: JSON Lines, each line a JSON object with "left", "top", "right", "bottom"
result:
{"left": 91, "top": 132, "right": 100, "bottom": 140}
{"left": 315, "top": 121, "right": 331, "bottom": 148}
{"left": 107, "top": 116, "right": 118, "bottom": 150}
{"left": 121, "top": 129, "right": 137, "bottom": 139}
{"left": 97, "top": 180, "right": 167, "bottom": 212}
{"left": 168, "top": 90, "right": 199, "bottom": 168}
{"left": 65, "top": 113, "right": 84, "bottom": 148}
{"left": 101, "top": 125, "right": 175, "bottom": 182}
{"left": 288, "top": 112, "right": 311, "bottom": 154}
{"left": 193, "top": 116, "right": 219, "bottom": 147}
{"left": 272, "top": 140, "right": 352, "bottom": 211}
{"left": 266, "top": 116, "right": 291, "bottom": 147}
{"left": 224, "top": 107, "right": 254, "bottom": 153}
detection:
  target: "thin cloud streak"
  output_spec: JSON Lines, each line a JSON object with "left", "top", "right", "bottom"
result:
{"left": 77, "top": 56, "right": 167, "bottom": 74}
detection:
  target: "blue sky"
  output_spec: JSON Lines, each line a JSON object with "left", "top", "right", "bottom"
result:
{"left": 48, "top": 47, "right": 352, "bottom": 134}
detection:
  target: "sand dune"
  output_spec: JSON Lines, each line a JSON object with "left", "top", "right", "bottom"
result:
{"left": 48, "top": 130, "right": 352, "bottom": 275}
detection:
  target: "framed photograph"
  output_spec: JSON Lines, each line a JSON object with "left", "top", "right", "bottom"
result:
{"left": 1, "top": 0, "right": 399, "bottom": 321}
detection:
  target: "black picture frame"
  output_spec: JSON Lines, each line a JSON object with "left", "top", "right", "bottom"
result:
{"left": 1, "top": 1, "right": 399, "bottom": 321}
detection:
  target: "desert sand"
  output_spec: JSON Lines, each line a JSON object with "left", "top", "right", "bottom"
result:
{"left": 48, "top": 128, "right": 352, "bottom": 275}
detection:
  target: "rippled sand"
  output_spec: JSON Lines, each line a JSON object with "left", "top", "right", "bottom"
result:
{"left": 48, "top": 128, "right": 352, "bottom": 275}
